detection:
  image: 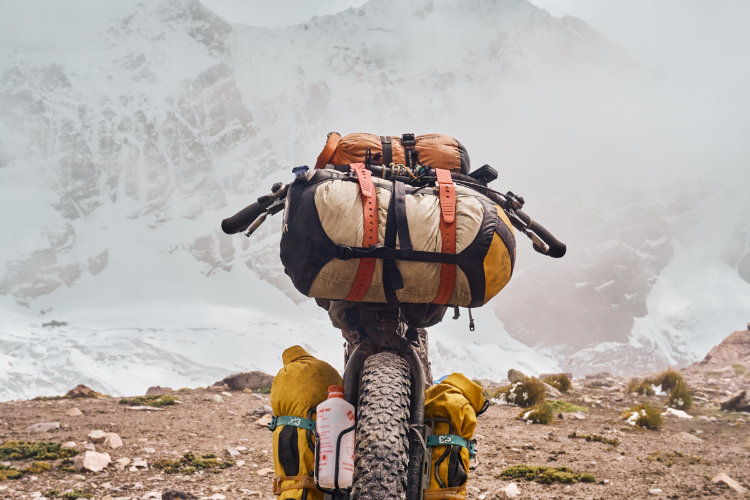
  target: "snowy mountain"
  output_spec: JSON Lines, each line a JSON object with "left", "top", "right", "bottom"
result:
{"left": 1, "top": 0, "right": 749, "bottom": 400}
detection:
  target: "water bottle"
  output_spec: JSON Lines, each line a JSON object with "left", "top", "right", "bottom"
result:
{"left": 316, "top": 385, "right": 355, "bottom": 489}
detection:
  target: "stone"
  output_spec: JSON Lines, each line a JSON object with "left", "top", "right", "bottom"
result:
{"left": 115, "top": 457, "right": 131, "bottom": 470}
{"left": 719, "top": 390, "right": 750, "bottom": 412}
{"left": 66, "top": 407, "right": 83, "bottom": 417}
{"left": 253, "top": 405, "right": 273, "bottom": 416}
{"left": 126, "top": 406, "right": 165, "bottom": 411}
{"left": 502, "top": 482, "right": 521, "bottom": 498}
{"left": 88, "top": 430, "right": 108, "bottom": 443}
{"left": 146, "top": 386, "right": 173, "bottom": 396}
{"left": 209, "top": 394, "right": 224, "bottom": 403}
{"left": 226, "top": 447, "right": 241, "bottom": 457}
{"left": 712, "top": 472, "right": 747, "bottom": 494}
{"left": 104, "top": 433, "right": 124, "bottom": 449}
{"left": 26, "top": 422, "right": 60, "bottom": 432}
{"left": 142, "top": 447, "right": 156, "bottom": 454}
{"left": 649, "top": 488, "right": 663, "bottom": 495}
{"left": 65, "top": 384, "right": 100, "bottom": 398}
{"left": 676, "top": 431, "right": 704, "bottom": 444}
{"left": 132, "top": 457, "right": 148, "bottom": 469}
{"left": 61, "top": 441, "right": 78, "bottom": 449}
{"left": 256, "top": 414, "right": 273, "bottom": 427}
{"left": 542, "top": 382, "right": 562, "bottom": 398}
{"left": 221, "top": 371, "right": 275, "bottom": 391}
{"left": 662, "top": 408, "right": 693, "bottom": 419}
{"left": 162, "top": 490, "right": 198, "bottom": 500}
{"left": 507, "top": 369, "right": 527, "bottom": 383}
{"left": 142, "top": 492, "right": 161, "bottom": 499}
{"left": 256, "top": 467, "right": 274, "bottom": 476}
{"left": 74, "top": 451, "right": 112, "bottom": 472}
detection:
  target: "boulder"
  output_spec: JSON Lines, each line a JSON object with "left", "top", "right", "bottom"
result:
{"left": 146, "top": 386, "right": 173, "bottom": 396}
{"left": 719, "top": 390, "right": 750, "bottom": 412}
{"left": 689, "top": 330, "right": 750, "bottom": 372}
{"left": 507, "top": 369, "right": 527, "bottom": 383}
{"left": 712, "top": 472, "right": 747, "bottom": 494}
{"left": 26, "top": 422, "right": 60, "bottom": 432}
{"left": 104, "top": 433, "right": 123, "bottom": 449}
{"left": 162, "top": 491, "right": 199, "bottom": 500}
{"left": 88, "top": 430, "right": 108, "bottom": 443}
{"left": 542, "top": 383, "right": 562, "bottom": 398}
{"left": 221, "top": 371, "right": 274, "bottom": 391}
{"left": 66, "top": 407, "right": 83, "bottom": 417}
{"left": 65, "top": 384, "right": 101, "bottom": 398}
{"left": 74, "top": 451, "right": 111, "bottom": 472}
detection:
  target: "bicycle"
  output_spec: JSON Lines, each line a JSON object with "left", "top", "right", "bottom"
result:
{"left": 222, "top": 162, "right": 565, "bottom": 499}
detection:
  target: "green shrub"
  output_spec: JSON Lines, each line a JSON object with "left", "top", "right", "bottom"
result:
{"left": 668, "top": 378, "right": 693, "bottom": 411}
{"left": 119, "top": 394, "right": 178, "bottom": 407}
{"left": 622, "top": 403, "right": 663, "bottom": 430}
{"left": 653, "top": 368, "right": 683, "bottom": 392}
{"left": 568, "top": 432, "right": 619, "bottom": 446}
{"left": 499, "top": 465, "right": 596, "bottom": 484}
{"left": 547, "top": 400, "right": 588, "bottom": 413}
{"left": 626, "top": 378, "right": 655, "bottom": 396}
{"left": 518, "top": 402, "right": 554, "bottom": 424}
{"left": 543, "top": 374, "right": 572, "bottom": 393}
{"left": 153, "top": 452, "right": 234, "bottom": 474}
{"left": 501, "top": 377, "right": 546, "bottom": 408}
{"left": 0, "top": 441, "right": 79, "bottom": 461}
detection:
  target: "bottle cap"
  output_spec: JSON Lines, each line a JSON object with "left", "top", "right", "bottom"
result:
{"left": 328, "top": 385, "right": 344, "bottom": 398}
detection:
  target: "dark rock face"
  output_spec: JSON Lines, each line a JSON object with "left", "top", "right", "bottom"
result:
{"left": 719, "top": 391, "right": 750, "bottom": 413}
{"left": 222, "top": 371, "right": 274, "bottom": 391}
{"left": 692, "top": 330, "right": 750, "bottom": 370}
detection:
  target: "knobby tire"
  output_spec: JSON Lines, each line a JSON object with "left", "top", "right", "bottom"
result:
{"left": 350, "top": 351, "right": 411, "bottom": 500}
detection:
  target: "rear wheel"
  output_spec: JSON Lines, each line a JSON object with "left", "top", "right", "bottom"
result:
{"left": 350, "top": 351, "right": 411, "bottom": 500}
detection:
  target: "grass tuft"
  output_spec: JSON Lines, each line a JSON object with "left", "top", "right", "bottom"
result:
{"left": 568, "top": 432, "right": 619, "bottom": 446}
{"left": 622, "top": 403, "right": 663, "bottom": 430}
{"left": 153, "top": 452, "right": 234, "bottom": 474}
{"left": 499, "top": 465, "right": 596, "bottom": 484}
{"left": 498, "top": 377, "right": 546, "bottom": 408}
{"left": 0, "top": 441, "right": 79, "bottom": 461}
{"left": 668, "top": 378, "right": 693, "bottom": 411}
{"left": 119, "top": 394, "right": 178, "bottom": 407}
{"left": 547, "top": 400, "right": 588, "bottom": 413}
{"left": 646, "top": 451, "right": 706, "bottom": 466}
{"left": 626, "top": 378, "right": 655, "bottom": 396}
{"left": 518, "top": 402, "right": 554, "bottom": 424}
{"left": 543, "top": 374, "right": 572, "bottom": 393}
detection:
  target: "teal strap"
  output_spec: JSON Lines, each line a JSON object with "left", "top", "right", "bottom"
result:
{"left": 268, "top": 415, "right": 316, "bottom": 432}
{"left": 426, "top": 434, "right": 477, "bottom": 458}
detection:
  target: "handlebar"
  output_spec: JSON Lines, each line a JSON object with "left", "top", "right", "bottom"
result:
{"left": 511, "top": 209, "right": 567, "bottom": 258}
{"left": 221, "top": 201, "right": 266, "bottom": 234}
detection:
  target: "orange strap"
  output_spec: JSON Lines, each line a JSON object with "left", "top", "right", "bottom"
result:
{"left": 423, "top": 486, "right": 466, "bottom": 499}
{"left": 314, "top": 132, "right": 341, "bottom": 169}
{"left": 273, "top": 475, "right": 318, "bottom": 495}
{"left": 433, "top": 168, "right": 456, "bottom": 304}
{"left": 345, "top": 163, "right": 378, "bottom": 301}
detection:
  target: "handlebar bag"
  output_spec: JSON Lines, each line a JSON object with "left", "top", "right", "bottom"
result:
{"left": 315, "top": 132, "right": 471, "bottom": 174}
{"left": 280, "top": 166, "right": 515, "bottom": 307}
{"left": 424, "top": 373, "right": 485, "bottom": 498}
{"left": 270, "top": 345, "right": 343, "bottom": 499}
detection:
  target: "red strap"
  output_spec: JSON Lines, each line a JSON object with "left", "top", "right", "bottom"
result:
{"left": 433, "top": 169, "right": 456, "bottom": 305}
{"left": 345, "top": 164, "right": 378, "bottom": 301}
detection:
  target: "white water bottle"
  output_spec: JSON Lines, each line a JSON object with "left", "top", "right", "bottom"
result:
{"left": 316, "top": 384, "right": 355, "bottom": 489}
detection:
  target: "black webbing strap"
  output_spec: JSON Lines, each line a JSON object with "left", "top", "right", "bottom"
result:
{"left": 380, "top": 136, "right": 392, "bottom": 166}
{"left": 394, "top": 180, "right": 413, "bottom": 258}
{"left": 402, "top": 133, "right": 417, "bottom": 169}
{"left": 335, "top": 244, "right": 464, "bottom": 264}
{"left": 382, "top": 182, "right": 406, "bottom": 303}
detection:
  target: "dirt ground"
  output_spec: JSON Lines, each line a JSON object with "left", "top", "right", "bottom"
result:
{"left": 1, "top": 378, "right": 749, "bottom": 499}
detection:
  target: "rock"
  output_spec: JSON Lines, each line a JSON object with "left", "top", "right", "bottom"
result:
{"left": 689, "top": 330, "right": 750, "bottom": 372}
{"left": 662, "top": 408, "right": 693, "bottom": 419}
{"left": 584, "top": 372, "right": 612, "bottom": 379}
{"left": 88, "top": 429, "right": 108, "bottom": 443}
{"left": 65, "top": 384, "right": 101, "bottom": 398}
{"left": 507, "top": 369, "right": 527, "bottom": 383}
{"left": 253, "top": 405, "right": 273, "bottom": 416}
{"left": 115, "top": 457, "right": 131, "bottom": 470}
{"left": 502, "top": 482, "right": 521, "bottom": 498}
{"left": 132, "top": 457, "right": 148, "bottom": 469}
{"left": 66, "top": 407, "right": 83, "bottom": 417}
{"left": 676, "top": 431, "right": 704, "bottom": 444}
{"left": 226, "top": 447, "right": 241, "bottom": 457}
{"left": 146, "top": 386, "right": 173, "bottom": 396}
{"left": 208, "top": 394, "right": 224, "bottom": 403}
{"left": 26, "top": 422, "right": 60, "bottom": 432}
{"left": 719, "top": 390, "right": 750, "bottom": 412}
{"left": 162, "top": 490, "right": 198, "bottom": 500}
{"left": 104, "top": 433, "right": 124, "bottom": 449}
{"left": 126, "top": 406, "right": 166, "bottom": 411}
{"left": 256, "top": 414, "right": 273, "bottom": 427}
{"left": 74, "top": 450, "right": 112, "bottom": 472}
{"left": 61, "top": 441, "right": 78, "bottom": 449}
{"left": 142, "top": 447, "right": 156, "bottom": 454}
{"left": 84, "top": 443, "right": 96, "bottom": 451}
{"left": 539, "top": 372, "right": 573, "bottom": 381}
{"left": 542, "top": 382, "right": 562, "bottom": 398}
{"left": 256, "top": 467, "right": 274, "bottom": 476}
{"left": 712, "top": 472, "right": 747, "bottom": 494}
{"left": 649, "top": 488, "right": 663, "bottom": 495}
{"left": 142, "top": 492, "right": 161, "bottom": 499}
{"left": 222, "top": 371, "right": 274, "bottom": 391}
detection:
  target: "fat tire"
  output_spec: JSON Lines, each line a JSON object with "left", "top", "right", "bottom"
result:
{"left": 350, "top": 351, "right": 411, "bottom": 500}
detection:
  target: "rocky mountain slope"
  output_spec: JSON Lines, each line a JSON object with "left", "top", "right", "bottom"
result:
{"left": 1, "top": 0, "right": 749, "bottom": 399}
